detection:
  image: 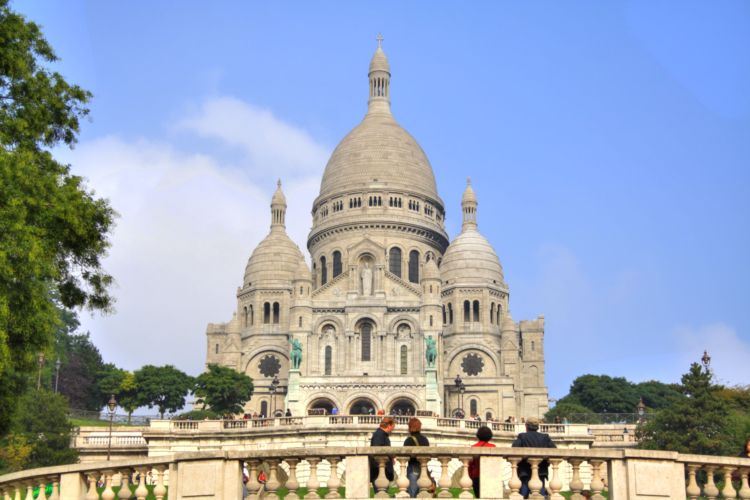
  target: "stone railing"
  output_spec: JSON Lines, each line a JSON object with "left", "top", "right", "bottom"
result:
{"left": 3, "top": 446, "right": 749, "bottom": 499}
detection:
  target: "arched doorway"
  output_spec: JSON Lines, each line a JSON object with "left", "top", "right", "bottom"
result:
{"left": 389, "top": 398, "right": 416, "bottom": 416}
{"left": 349, "top": 398, "right": 377, "bottom": 415}
{"left": 308, "top": 398, "right": 336, "bottom": 415}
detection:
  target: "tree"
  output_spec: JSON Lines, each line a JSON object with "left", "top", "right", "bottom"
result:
{"left": 96, "top": 363, "right": 127, "bottom": 406}
{"left": 637, "top": 361, "right": 731, "bottom": 455}
{"left": 57, "top": 332, "right": 105, "bottom": 411}
{"left": 567, "top": 374, "right": 638, "bottom": 413}
{"left": 0, "top": 0, "right": 115, "bottom": 434}
{"left": 544, "top": 401, "right": 592, "bottom": 422}
{"left": 135, "top": 365, "right": 194, "bottom": 419}
{"left": 117, "top": 371, "right": 140, "bottom": 424}
{"left": 194, "top": 364, "right": 254, "bottom": 415}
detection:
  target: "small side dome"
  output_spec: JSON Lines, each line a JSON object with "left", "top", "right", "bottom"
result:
{"left": 422, "top": 257, "right": 440, "bottom": 281}
{"left": 295, "top": 259, "right": 312, "bottom": 281}
{"left": 271, "top": 179, "right": 286, "bottom": 206}
{"left": 462, "top": 178, "right": 477, "bottom": 204}
{"left": 243, "top": 233, "right": 304, "bottom": 287}
{"left": 369, "top": 34, "right": 390, "bottom": 74}
{"left": 441, "top": 229, "right": 505, "bottom": 286}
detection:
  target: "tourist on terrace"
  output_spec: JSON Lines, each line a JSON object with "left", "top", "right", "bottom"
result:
{"left": 285, "top": 408, "right": 292, "bottom": 417}
{"left": 370, "top": 417, "right": 396, "bottom": 491}
{"left": 469, "top": 425, "right": 495, "bottom": 498}
{"left": 512, "top": 417, "right": 556, "bottom": 499}
{"left": 403, "top": 417, "right": 430, "bottom": 497}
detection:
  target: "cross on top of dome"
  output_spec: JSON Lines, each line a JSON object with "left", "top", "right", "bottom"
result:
{"left": 376, "top": 33, "right": 384, "bottom": 48}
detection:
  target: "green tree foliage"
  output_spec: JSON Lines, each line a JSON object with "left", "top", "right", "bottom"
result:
{"left": 57, "top": 331, "right": 105, "bottom": 411}
{"left": 135, "top": 365, "right": 194, "bottom": 419}
{"left": 0, "top": 390, "right": 77, "bottom": 472}
{"left": 96, "top": 363, "right": 127, "bottom": 405}
{"left": 543, "top": 401, "right": 592, "bottom": 422}
{"left": 0, "top": 0, "right": 115, "bottom": 434}
{"left": 194, "top": 364, "right": 254, "bottom": 415}
{"left": 117, "top": 371, "right": 140, "bottom": 424}
{"left": 637, "top": 362, "right": 731, "bottom": 455}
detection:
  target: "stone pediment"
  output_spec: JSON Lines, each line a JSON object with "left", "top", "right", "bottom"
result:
{"left": 346, "top": 235, "right": 385, "bottom": 266}
{"left": 383, "top": 271, "right": 422, "bottom": 299}
{"left": 311, "top": 270, "right": 350, "bottom": 301}
{"left": 223, "top": 336, "right": 241, "bottom": 353}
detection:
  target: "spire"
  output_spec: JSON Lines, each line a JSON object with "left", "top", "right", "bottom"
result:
{"left": 461, "top": 177, "right": 478, "bottom": 231}
{"left": 270, "top": 179, "right": 287, "bottom": 230}
{"left": 368, "top": 33, "right": 391, "bottom": 115}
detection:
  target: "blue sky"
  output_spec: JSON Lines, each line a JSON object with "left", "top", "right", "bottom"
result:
{"left": 16, "top": 1, "right": 750, "bottom": 400}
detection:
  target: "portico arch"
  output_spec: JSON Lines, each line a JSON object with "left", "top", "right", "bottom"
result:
{"left": 307, "top": 397, "right": 339, "bottom": 415}
{"left": 387, "top": 397, "right": 418, "bottom": 416}
{"left": 348, "top": 397, "right": 378, "bottom": 415}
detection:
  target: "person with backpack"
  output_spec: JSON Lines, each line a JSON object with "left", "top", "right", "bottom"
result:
{"left": 468, "top": 425, "right": 496, "bottom": 497}
{"left": 403, "top": 417, "right": 430, "bottom": 497}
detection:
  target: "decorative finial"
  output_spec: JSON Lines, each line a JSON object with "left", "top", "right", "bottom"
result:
{"left": 376, "top": 33, "right": 384, "bottom": 48}
{"left": 467, "top": 177, "right": 471, "bottom": 186}
{"left": 277, "top": 179, "right": 282, "bottom": 188}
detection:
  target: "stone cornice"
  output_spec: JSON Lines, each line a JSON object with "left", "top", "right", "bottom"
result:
{"left": 307, "top": 221, "right": 449, "bottom": 253}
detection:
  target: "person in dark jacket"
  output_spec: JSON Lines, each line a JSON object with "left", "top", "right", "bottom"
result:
{"left": 370, "top": 417, "right": 396, "bottom": 490}
{"left": 403, "top": 417, "right": 430, "bottom": 497}
{"left": 512, "top": 417, "right": 556, "bottom": 499}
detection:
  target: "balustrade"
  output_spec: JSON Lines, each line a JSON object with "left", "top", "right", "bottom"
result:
{"left": 682, "top": 457, "right": 750, "bottom": 500}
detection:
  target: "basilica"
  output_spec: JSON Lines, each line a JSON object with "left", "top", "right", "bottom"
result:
{"left": 205, "top": 40, "right": 549, "bottom": 420}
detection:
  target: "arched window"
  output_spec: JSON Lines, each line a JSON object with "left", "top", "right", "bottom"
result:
{"left": 448, "top": 303, "right": 453, "bottom": 324}
{"left": 249, "top": 305, "right": 254, "bottom": 325}
{"left": 263, "top": 302, "right": 271, "bottom": 324}
{"left": 332, "top": 251, "right": 342, "bottom": 278}
{"left": 400, "top": 345, "right": 408, "bottom": 374}
{"left": 464, "top": 301, "right": 470, "bottom": 323}
{"left": 470, "top": 399, "right": 478, "bottom": 417}
{"left": 389, "top": 247, "right": 402, "bottom": 277}
{"left": 408, "top": 250, "right": 420, "bottom": 283}
{"left": 320, "top": 256, "right": 328, "bottom": 285}
{"left": 260, "top": 401, "right": 268, "bottom": 418}
{"left": 442, "top": 305, "right": 447, "bottom": 325}
{"left": 361, "top": 323, "right": 372, "bottom": 361}
{"left": 325, "top": 346, "right": 332, "bottom": 375}
{"left": 429, "top": 315, "right": 433, "bottom": 327}
{"left": 531, "top": 341, "right": 535, "bottom": 352}
{"left": 243, "top": 306, "right": 248, "bottom": 327}
{"left": 300, "top": 286, "right": 304, "bottom": 295}
{"left": 215, "top": 344, "right": 219, "bottom": 354}
{"left": 490, "top": 303, "right": 495, "bottom": 324}
{"left": 298, "top": 316, "right": 303, "bottom": 327}
{"left": 272, "top": 302, "right": 280, "bottom": 324}
{"left": 497, "top": 304, "right": 502, "bottom": 324}
{"left": 473, "top": 300, "right": 480, "bottom": 322}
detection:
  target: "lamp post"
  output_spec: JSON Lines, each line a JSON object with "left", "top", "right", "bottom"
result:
{"left": 54, "top": 357, "right": 61, "bottom": 393}
{"left": 454, "top": 374, "right": 465, "bottom": 418}
{"left": 106, "top": 394, "right": 117, "bottom": 461}
{"left": 270, "top": 375, "right": 279, "bottom": 418}
{"left": 636, "top": 396, "right": 646, "bottom": 424}
{"left": 36, "top": 353, "right": 45, "bottom": 390}
{"left": 701, "top": 350, "right": 711, "bottom": 373}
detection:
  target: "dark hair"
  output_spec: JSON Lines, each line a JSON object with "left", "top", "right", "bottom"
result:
{"left": 408, "top": 417, "right": 422, "bottom": 433}
{"left": 476, "top": 425, "right": 493, "bottom": 442}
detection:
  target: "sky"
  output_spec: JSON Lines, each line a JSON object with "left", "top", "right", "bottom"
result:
{"left": 14, "top": 1, "right": 750, "bottom": 401}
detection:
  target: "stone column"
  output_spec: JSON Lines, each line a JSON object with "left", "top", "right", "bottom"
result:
{"left": 285, "top": 369, "right": 302, "bottom": 416}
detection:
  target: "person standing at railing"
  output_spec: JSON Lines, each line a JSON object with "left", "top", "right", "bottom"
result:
{"left": 370, "top": 417, "right": 396, "bottom": 491}
{"left": 403, "top": 417, "right": 431, "bottom": 497}
{"left": 512, "top": 416, "right": 556, "bottom": 499}
{"left": 468, "top": 425, "right": 496, "bottom": 498}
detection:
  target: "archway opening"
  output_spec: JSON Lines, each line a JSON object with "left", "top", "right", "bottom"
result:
{"left": 308, "top": 398, "right": 336, "bottom": 415}
{"left": 389, "top": 398, "right": 416, "bottom": 416}
{"left": 349, "top": 398, "right": 377, "bottom": 415}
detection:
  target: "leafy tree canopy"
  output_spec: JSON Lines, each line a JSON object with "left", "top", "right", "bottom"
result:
{"left": 0, "top": 0, "right": 115, "bottom": 434}
{"left": 194, "top": 364, "right": 254, "bottom": 415}
{"left": 135, "top": 365, "right": 194, "bottom": 419}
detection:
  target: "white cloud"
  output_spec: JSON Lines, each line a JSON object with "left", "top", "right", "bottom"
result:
{"left": 56, "top": 97, "right": 326, "bottom": 378}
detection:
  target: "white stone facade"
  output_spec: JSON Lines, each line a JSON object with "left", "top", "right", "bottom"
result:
{"left": 205, "top": 40, "right": 549, "bottom": 420}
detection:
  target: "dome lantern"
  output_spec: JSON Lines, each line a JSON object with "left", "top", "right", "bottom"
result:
{"left": 368, "top": 34, "right": 391, "bottom": 115}
{"left": 271, "top": 179, "right": 287, "bottom": 231}
{"left": 461, "top": 177, "right": 478, "bottom": 232}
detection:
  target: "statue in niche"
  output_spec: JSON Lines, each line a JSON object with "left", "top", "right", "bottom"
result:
{"left": 397, "top": 324, "right": 411, "bottom": 339}
{"left": 425, "top": 336, "right": 437, "bottom": 368}
{"left": 360, "top": 261, "right": 373, "bottom": 296}
{"left": 289, "top": 338, "right": 303, "bottom": 370}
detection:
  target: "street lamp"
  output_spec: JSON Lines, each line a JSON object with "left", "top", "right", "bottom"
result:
{"left": 458, "top": 381, "right": 466, "bottom": 419}
{"left": 270, "top": 375, "right": 280, "bottom": 418}
{"left": 54, "top": 357, "right": 61, "bottom": 393}
{"left": 701, "top": 350, "right": 711, "bottom": 372}
{"left": 36, "top": 353, "right": 45, "bottom": 390}
{"left": 636, "top": 396, "right": 646, "bottom": 423}
{"left": 106, "top": 394, "right": 117, "bottom": 461}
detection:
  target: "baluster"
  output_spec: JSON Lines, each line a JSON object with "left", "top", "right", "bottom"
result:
{"left": 13, "top": 483, "right": 22, "bottom": 500}
{"left": 458, "top": 456, "right": 473, "bottom": 499}
{"left": 685, "top": 464, "right": 701, "bottom": 500}
{"left": 590, "top": 460, "right": 605, "bottom": 500}
{"left": 417, "top": 457, "right": 432, "bottom": 498}
{"left": 704, "top": 465, "right": 719, "bottom": 500}
{"left": 739, "top": 468, "right": 750, "bottom": 500}
{"left": 305, "top": 457, "right": 321, "bottom": 500}
{"left": 48, "top": 476, "right": 60, "bottom": 500}
{"left": 153, "top": 466, "right": 167, "bottom": 500}
{"left": 285, "top": 459, "right": 301, "bottom": 500}
{"left": 119, "top": 469, "right": 133, "bottom": 499}
{"left": 568, "top": 459, "right": 584, "bottom": 500}
{"left": 325, "top": 457, "right": 341, "bottom": 499}
{"left": 102, "top": 470, "right": 116, "bottom": 500}
{"left": 436, "top": 457, "right": 452, "bottom": 498}
{"left": 394, "top": 457, "right": 409, "bottom": 498}
{"left": 134, "top": 467, "right": 148, "bottom": 500}
{"left": 23, "top": 482, "right": 33, "bottom": 500}
{"left": 374, "top": 457, "right": 390, "bottom": 498}
{"left": 527, "top": 458, "right": 543, "bottom": 499}
{"left": 507, "top": 457, "right": 523, "bottom": 500}
{"left": 85, "top": 473, "right": 99, "bottom": 500}
{"left": 548, "top": 458, "right": 564, "bottom": 500}
{"left": 723, "top": 467, "right": 738, "bottom": 499}
{"left": 265, "top": 459, "right": 281, "bottom": 500}
{"left": 245, "top": 460, "right": 262, "bottom": 500}
{"left": 0, "top": 486, "right": 7, "bottom": 500}
{"left": 36, "top": 479, "right": 47, "bottom": 500}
